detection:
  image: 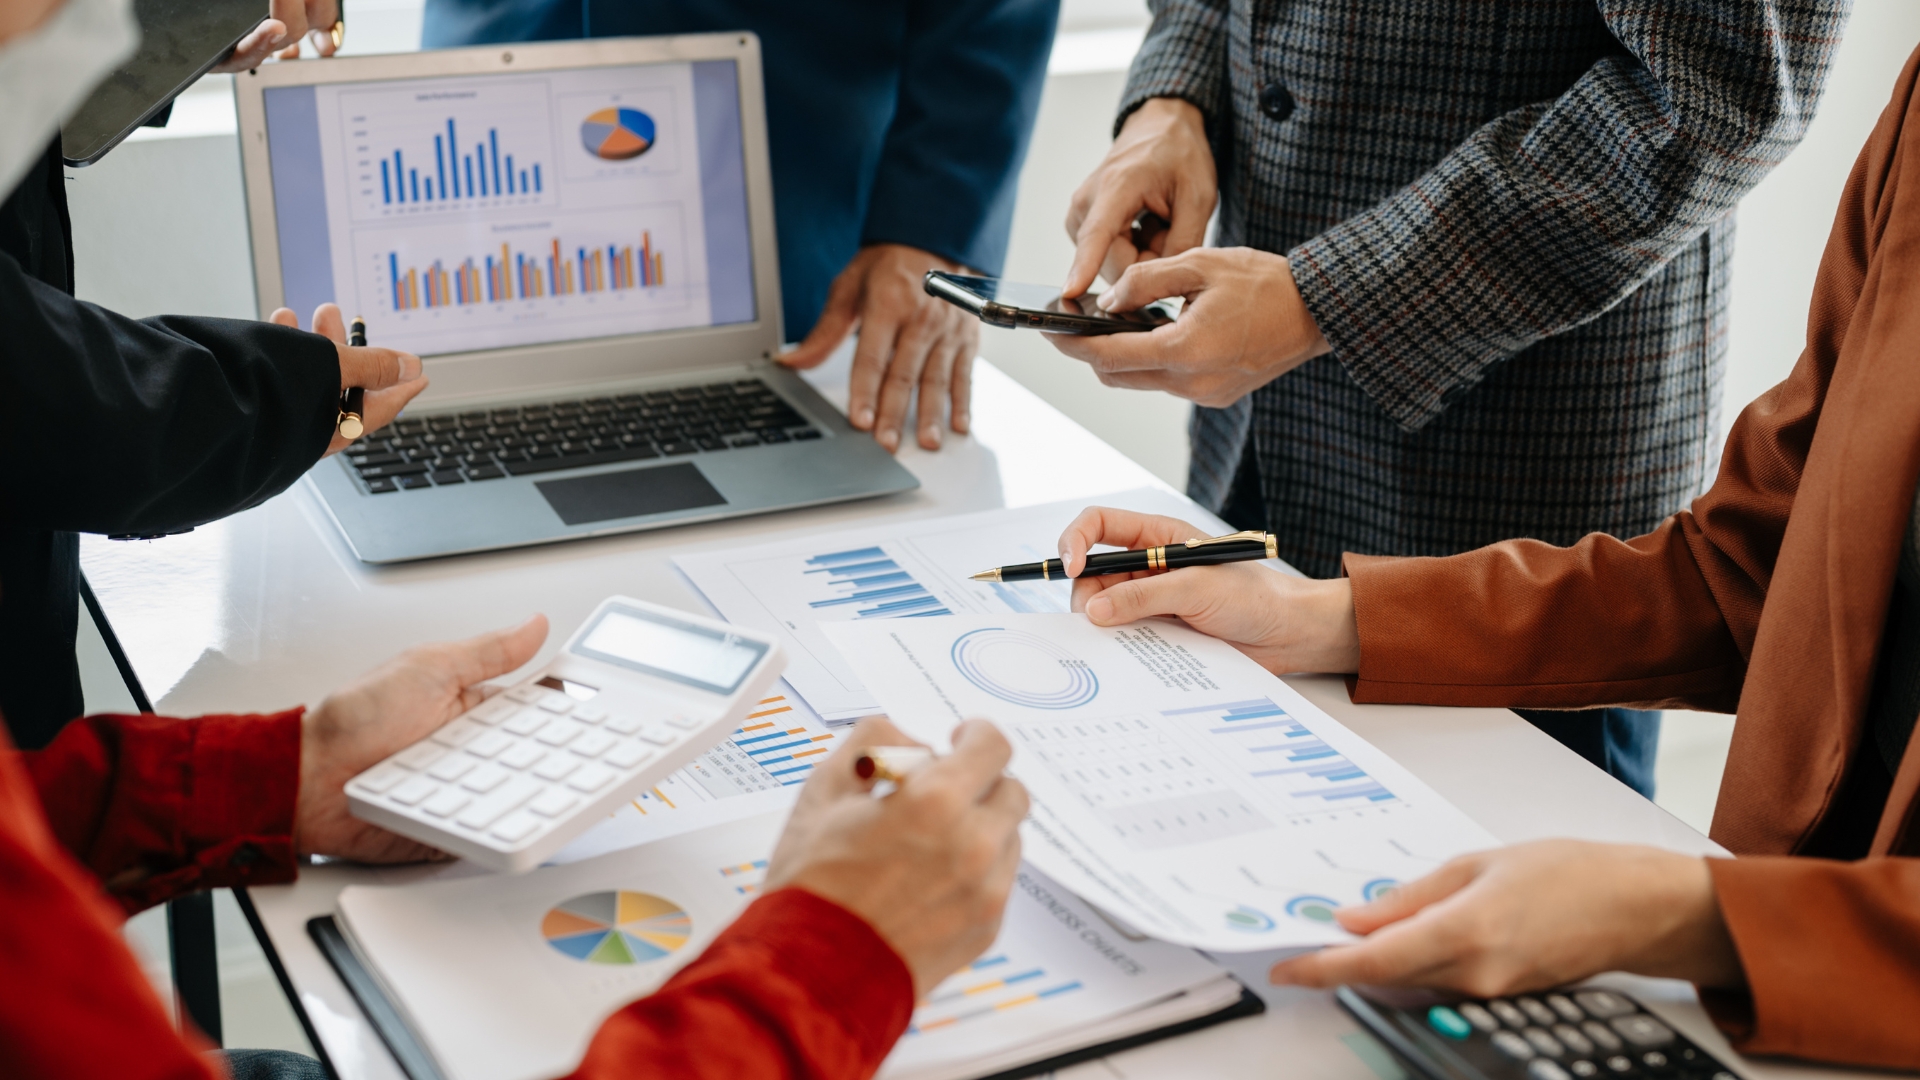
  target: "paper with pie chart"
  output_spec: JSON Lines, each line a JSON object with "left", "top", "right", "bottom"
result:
{"left": 826, "top": 613, "right": 1501, "bottom": 952}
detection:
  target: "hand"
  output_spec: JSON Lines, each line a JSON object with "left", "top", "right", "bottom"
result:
{"left": 1046, "top": 247, "right": 1331, "bottom": 408}
{"left": 1268, "top": 841, "right": 1747, "bottom": 995}
{"left": 777, "top": 243, "right": 979, "bottom": 452}
{"left": 294, "top": 615, "right": 549, "bottom": 862}
{"left": 1059, "top": 506, "right": 1359, "bottom": 674}
{"left": 1063, "top": 97, "right": 1217, "bottom": 298}
{"left": 765, "top": 717, "right": 1029, "bottom": 997}
{"left": 269, "top": 303, "right": 427, "bottom": 456}
{"left": 215, "top": 0, "right": 342, "bottom": 72}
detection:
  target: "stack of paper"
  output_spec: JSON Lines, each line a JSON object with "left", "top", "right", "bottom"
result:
{"left": 336, "top": 811, "right": 1244, "bottom": 1080}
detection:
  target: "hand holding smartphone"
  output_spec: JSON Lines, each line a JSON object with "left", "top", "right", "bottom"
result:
{"left": 924, "top": 271, "right": 1175, "bottom": 335}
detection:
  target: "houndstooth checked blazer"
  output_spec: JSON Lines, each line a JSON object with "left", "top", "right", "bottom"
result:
{"left": 1123, "top": 0, "right": 1847, "bottom": 578}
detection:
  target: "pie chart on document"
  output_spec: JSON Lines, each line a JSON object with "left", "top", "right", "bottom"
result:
{"left": 541, "top": 890, "right": 690, "bottom": 964}
{"left": 581, "top": 107, "right": 656, "bottom": 160}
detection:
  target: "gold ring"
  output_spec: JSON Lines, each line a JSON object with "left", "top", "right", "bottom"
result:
{"left": 329, "top": 18, "right": 345, "bottom": 50}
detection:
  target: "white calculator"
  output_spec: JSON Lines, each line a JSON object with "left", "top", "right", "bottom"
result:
{"left": 346, "top": 596, "right": 786, "bottom": 871}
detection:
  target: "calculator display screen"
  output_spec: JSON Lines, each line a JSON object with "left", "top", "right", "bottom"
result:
{"left": 573, "top": 606, "right": 768, "bottom": 694}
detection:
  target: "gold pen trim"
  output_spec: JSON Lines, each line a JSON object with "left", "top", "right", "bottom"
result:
{"left": 970, "top": 567, "right": 1002, "bottom": 582}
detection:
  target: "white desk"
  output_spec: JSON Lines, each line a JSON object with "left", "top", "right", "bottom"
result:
{"left": 81, "top": 355, "right": 1850, "bottom": 1080}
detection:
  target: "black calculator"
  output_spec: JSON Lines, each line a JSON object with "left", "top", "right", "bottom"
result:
{"left": 1336, "top": 984, "right": 1741, "bottom": 1080}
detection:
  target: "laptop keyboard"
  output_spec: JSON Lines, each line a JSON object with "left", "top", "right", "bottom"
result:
{"left": 345, "top": 377, "right": 822, "bottom": 493}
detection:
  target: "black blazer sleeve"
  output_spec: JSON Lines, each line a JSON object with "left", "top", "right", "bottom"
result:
{"left": 0, "top": 251, "right": 340, "bottom": 535}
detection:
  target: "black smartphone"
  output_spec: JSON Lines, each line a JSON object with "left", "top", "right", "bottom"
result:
{"left": 1335, "top": 985, "right": 1740, "bottom": 1080}
{"left": 60, "top": 0, "right": 267, "bottom": 166}
{"left": 924, "top": 271, "right": 1175, "bottom": 335}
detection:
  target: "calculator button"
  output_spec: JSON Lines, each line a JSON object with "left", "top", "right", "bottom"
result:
{"left": 1528, "top": 1061, "right": 1572, "bottom": 1080}
{"left": 500, "top": 743, "right": 547, "bottom": 770}
{"left": 1490, "top": 1000, "right": 1529, "bottom": 1028}
{"left": 1570, "top": 1062, "right": 1598, "bottom": 1077}
{"left": 469, "top": 697, "right": 517, "bottom": 724}
{"left": 571, "top": 730, "right": 616, "bottom": 758}
{"left": 605, "top": 714, "right": 642, "bottom": 735}
{"left": 537, "top": 692, "right": 574, "bottom": 714}
{"left": 529, "top": 789, "right": 580, "bottom": 818}
{"left": 636, "top": 724, "right": 677, "bottom": 747}
{"left": 1574, "top": 992, "right": 1635, "bottom": 1019}
{"left": 427, "top": 755, "right": 476, "bottom": 782}
{"left": 490, "top": 812, "right": 542, "bottom": 843}
{"left": 389, "top": 777, "right": 437, "bottom": 805}
{"left": 1426, "top": 1006, "right": 1471, "bottom": 1040}
{"left": 535, "top": 720, "right": 583, "bottom": 747}
{"left": 1519, "top": 998, "right": 1558, "bottom": 1026}
{"left": 606, "top": 741, "right": 654, "bottom": 769}
{"left": 422, "top": 788, "right": 472, "bottom": 818}
{"left": 1582, "top": 1021, "right": 1622, "bottom": 1051}
{"left": 1609, "top": 1016, "right": 1674, "bottom": 1048}
{"left": 1641, "top": 1052, "right": 1667, "bottom": 1069}
{"left": 572, "top": 704, "right": 608, "bottom": 723}
{"left": 1491, "top": 1032, "right": 1535, "bottom": 1060}
{"left": 663, "top": 713, "right": 700, "bottom": 730}
{"left": 352, "top": 767, "right": 407, "bottom": 795}
{"left": 1547, "top": 995, "right": 1585, "bottom": 1022}
{"left": 467, "top": 731, "right": 513, "bottom": 759}
{"left": 455, "top": 776, "right": 540, "bottom": 829}
{"left": 396, "top": 743, "right": 446, "bottom": 770}
{"left": 461, "top": 764, "right": 510, "bottom": 793}
{"left": 505, "top": 685, "right": 544, "bottom": 703}
{"left": 1524, "top": 1029, "right": 1565, "bottom": 1057}
{"left": 1605, "top": 1057, "right": 1633, "bottom": 1073}
{"left": 431, "top": 718, "right": 485, "bottom": 748}
{"left": 567, "top": 764, "right": 615, "bottom": 792}
{"left": 533, "top": 756, "right": 580, "bottom": 781}
{"left": 1555, "top": 1024, "right": 1594, "bottom": 1056}
{"left": 503, "top": 709, "right": 548, "bottom": 735}
{"left": 1458, "top": 1004, "right": 1500, "bottom": 1032}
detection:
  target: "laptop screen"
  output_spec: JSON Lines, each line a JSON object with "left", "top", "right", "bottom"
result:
{"left": 261, "top": 59, "right": 757, "bottom": 358}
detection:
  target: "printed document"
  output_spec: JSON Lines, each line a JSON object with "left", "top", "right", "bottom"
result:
{"left": 674, "top": 488, "right": 1224, "bottom": 721}
{"left": 825, "top": 614, "right": 1501, "bottom": 952}
{"left": 337, "top": 811, "right": 1241, "bottom": 1080}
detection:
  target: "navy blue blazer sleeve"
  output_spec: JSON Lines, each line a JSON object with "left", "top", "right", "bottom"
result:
{"left": 0, "top": 253, "right": 340, "bottom": 535}
{"left": 859, "top": 0, "right": 1056, "bottom": 275}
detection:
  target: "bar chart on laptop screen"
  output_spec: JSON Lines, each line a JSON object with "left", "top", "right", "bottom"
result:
{"left": 339, "top": 85, "right": 560, "bottom": 221}
{"left": 309, "top": 63, "right": 719, "bottom": 356}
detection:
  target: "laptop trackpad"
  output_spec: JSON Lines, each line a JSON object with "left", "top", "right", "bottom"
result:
{"left": 535, "top": 463, "right": 727, "bottom": 526}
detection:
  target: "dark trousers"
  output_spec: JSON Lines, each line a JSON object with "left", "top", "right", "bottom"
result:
{"left": 1513, "top": 708, "right": 1662, "bottom": 798}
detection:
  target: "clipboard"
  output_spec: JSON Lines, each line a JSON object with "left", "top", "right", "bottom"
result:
{"left": 308, "top": 915, "right": 1264, "bottom": 1080}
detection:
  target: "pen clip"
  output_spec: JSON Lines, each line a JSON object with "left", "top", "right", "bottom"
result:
{"left": 1182, "top": 530, "right": 1269, "bottom": 549}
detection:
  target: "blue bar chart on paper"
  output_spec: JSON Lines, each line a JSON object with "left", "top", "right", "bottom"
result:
{"left": 802, "top": 546, "right": 951, "bottom": 619}
{"left": 1163, "top": 698, "right": 1400, "bottom": 810}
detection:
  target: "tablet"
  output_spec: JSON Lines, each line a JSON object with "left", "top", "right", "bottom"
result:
{"left": 60, "top": 0, "right": 265, "bottom": 166}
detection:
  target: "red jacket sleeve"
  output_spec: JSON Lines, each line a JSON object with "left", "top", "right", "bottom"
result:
{"left": 568, "top": 887, "right": 915, "bottom": 1080}
{"left": 0, "top": 725, "right": 223, "bottom": 1080}
{"left": 22, "top": 710, "right": 304, "bottom": 913}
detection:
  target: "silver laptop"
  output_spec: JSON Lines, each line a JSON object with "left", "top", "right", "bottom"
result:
{"left": 235, "top": 34, "right": 917, "bottom": 563}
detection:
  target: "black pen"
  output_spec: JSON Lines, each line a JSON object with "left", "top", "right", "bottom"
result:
{"left": 338, "top": 316, "right": 367, "bottom": 441}
{"left": 972, "top": 530, "right": 1277, "bottom": 582}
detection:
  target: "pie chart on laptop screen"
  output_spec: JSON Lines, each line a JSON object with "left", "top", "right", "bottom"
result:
{"left": 541, "top": 890, "right": 690, "bottom": 964}
{"left": 581, "top": 107, "right": 655, "bottom": 160}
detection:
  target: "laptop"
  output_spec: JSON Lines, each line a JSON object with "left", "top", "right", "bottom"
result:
{"left": 234, "top": 34, "right": 918, "bottom": 563}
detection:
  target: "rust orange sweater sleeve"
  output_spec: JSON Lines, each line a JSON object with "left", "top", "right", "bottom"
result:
{"left": 1703, "top": 856, "right": 1920, "bottom": 1070}
{"left": 568, "top": 887, "right": 915, "bottom": 1080}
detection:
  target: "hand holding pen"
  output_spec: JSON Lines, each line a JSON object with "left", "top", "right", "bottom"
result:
{"left": 1053, "top": 505, "right": 1362, "bottom": 675}
{"left": 266, "top": 302, "right": 429, "bottom": 456}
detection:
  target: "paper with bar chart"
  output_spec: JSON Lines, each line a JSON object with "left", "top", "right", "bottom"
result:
{"left": 826, "top": 613, "right": 1501, "bottom": 952}
{"left": 305, "top": 63, "right": 714, "bottom": 356}
{"left": 674, "top": 488, "right": 1205, "bottom": 721}
{"left": 551, "top": 683, "right": 832, "bottom": 864}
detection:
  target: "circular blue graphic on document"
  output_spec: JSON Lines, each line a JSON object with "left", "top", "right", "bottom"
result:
{"left": 1225, "top": 905, "right": 1275, "bottom": 932}
{"left": 1285, "top": 895, "right": 1342, "bottom": 923}
{"left": 949, "top": 628, "right": 1099, "bottom": 709}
